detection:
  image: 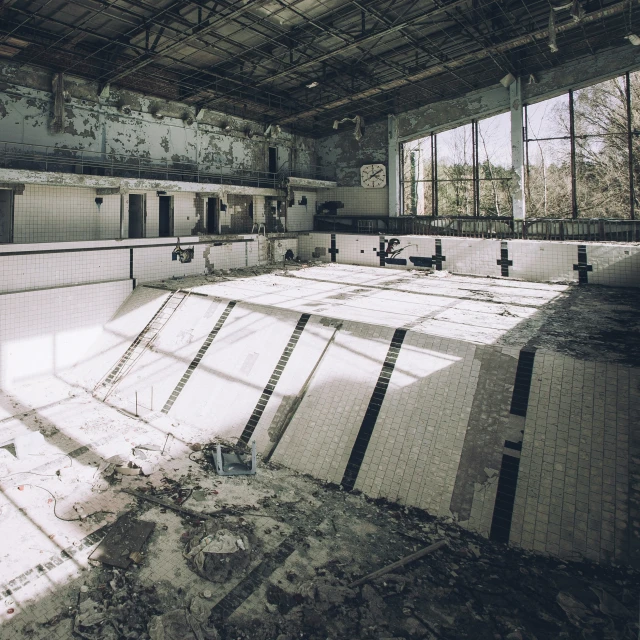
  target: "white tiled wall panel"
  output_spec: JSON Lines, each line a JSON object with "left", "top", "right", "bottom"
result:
{"left": 0, "top": 248, "right": 130, "bottom": 294}
{"left": 302, "top": 233, "right": 640, "bottom": 287}
{"left": 287, "top": 190, "right": 316, "bottom": 231}
{"left": 298, "top": 232, "right": 331, "bottom": 263}
{"left": 0, "top": 279, "right": 132, "bottom": 387}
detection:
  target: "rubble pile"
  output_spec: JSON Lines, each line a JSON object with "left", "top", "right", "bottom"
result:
{"left": 26, "top": 450, "right": 638, "bottom": 640}
{"left": 72, "top": 569, "right": 163, "bottom": 640}
{"left": 223, "top": 510, "right": 639, "bottom": 640}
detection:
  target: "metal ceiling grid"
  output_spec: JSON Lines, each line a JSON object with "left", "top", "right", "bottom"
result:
{"left": 0, "top": 0, "right": 637, "bottom": 136}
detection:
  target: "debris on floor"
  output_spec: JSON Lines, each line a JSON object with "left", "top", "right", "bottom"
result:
{"left": 89, "top": 513, "right": 155, "bottom": 569}
{"left": 2, "top": 426, "right": 638, "bottom": 640}
{"left": 183, "top": 519, "right": 258, "bottom": 583}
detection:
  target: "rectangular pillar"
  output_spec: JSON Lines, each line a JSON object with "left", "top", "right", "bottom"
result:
{"left": 388, "top": 114, "right": 400, "bottom": 217}
{"left": 510, "top": 79, "right": 526, "bottom": 220}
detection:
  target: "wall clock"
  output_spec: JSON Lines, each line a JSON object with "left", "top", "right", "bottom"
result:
{"left": 360, "top": 163, "right": 387, "bottom": 188}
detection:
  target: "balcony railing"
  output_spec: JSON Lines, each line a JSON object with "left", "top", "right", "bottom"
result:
{"left": 314, "top": 215, "right": 640, "bottom": 242}
{"left": 0, "top": 141, "right": 327, "bottom": 189}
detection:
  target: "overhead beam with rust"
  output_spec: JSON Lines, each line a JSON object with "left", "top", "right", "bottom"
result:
{"left": 278, "top": 1, "right": 632, "bottom": 124}
{"left": 96, "top": 0, "right": 270, "bottom": 86}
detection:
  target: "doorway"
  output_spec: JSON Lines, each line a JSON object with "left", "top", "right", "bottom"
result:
{"left": 159, "top": 195, "right": 173, "bottom": 237}
{"left": 0, "top": 189, "right": 13, "bottom": 243}
{"left": 268, "top": 147, "right": 277, "bottom": 174}
{"left": 128, "top": 194, "right": 145, "bottom": 238}
{"left": 206, "top": 197, "right": 218, "bottom": 234}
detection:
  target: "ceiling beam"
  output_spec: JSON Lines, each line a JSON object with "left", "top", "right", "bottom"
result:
{"left": 96, "top": 0, "right": 269, "bottom": 85}
{"left": 277, "top": 1, "right": 632, "bottom": 124}
{"left": 251, "top": 0, "right": 469, "bottom": 87}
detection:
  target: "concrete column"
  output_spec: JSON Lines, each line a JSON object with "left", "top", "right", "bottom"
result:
{"left": 510, "top": 78, "right": 526, "bottom": 220}
{"left": 388, "top": 114, "right": 400, "bottom": 217}
{"left": 119, "top": 193, "right": 125, "bottom": 239}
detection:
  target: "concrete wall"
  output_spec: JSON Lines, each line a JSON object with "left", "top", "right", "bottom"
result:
{"left": 316, "top": 119, "right": 387, "bottom": 187}
{"left": 316, "top": 186, "right": 388, "bottom": 216}
{"left": 0, "top": 60, "right": 316, "bottom": 173}
{"left": 286, "top": 190, "right": 317, "bottom": 231}
{"left": 5, "top": 183, "right": 275, "bottom": 243}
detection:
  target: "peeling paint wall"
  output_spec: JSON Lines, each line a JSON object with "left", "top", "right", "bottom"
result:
{"left": 316, "top": 120, "right": 387, "bottom": 187}
{"left": 0, "top": 61, "right": 316, "bottom": 174}
{"left": 315, "top": 119, "right": 389, "bottom": 216}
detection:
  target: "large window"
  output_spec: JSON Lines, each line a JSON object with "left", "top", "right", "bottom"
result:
{"left": 401, "top": 71, "right": 640, "bottom": 219}
{"left": 401, "top": 112, "right": 512, "bottom": 217}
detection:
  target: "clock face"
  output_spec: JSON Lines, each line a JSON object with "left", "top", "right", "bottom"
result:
{"left": 360, "top": 163, "right": 387, "bottom": 188}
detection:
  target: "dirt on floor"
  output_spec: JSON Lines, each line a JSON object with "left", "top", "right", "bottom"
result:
{"left": 517, "top": 284, "right": 640, "bottom": 366}
{"left": 26, "top": 439, "right": 639, "bottom": 640}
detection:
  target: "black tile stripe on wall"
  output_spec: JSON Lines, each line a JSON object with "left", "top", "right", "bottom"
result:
{"left": 239, "top": 313, "right": 311, "bottom": 444}
{"left": 329, "top": 234, "right": 339, "bottom": 262}
{"left": 573, "top": 244, "right": 593, "bottom": 285}
{"left": 378, "top": 237, "right": 386, "bottom": 266}
{"left": 341, "top": 328, "right": 407, "bottom": 491}
{"left": 497, "top": 241, "right": 513, "bottom": 277}
{"left": 161, "top": 300, "right": 237, "bottom": 414}
{"left": 432, "top": 238, "right": 446, "bottom": 271}
{"left": 489, "top": 347, "right": 537, "bottom": 544}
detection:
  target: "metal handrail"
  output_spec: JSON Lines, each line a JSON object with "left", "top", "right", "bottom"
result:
{"left": 0, "top": 141, "right": 281, "bottom": 188}
{"left": 314, "top": 214, "right": 640, "bottom": 242}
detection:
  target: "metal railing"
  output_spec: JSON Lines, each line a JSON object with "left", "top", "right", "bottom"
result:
{"left": 314, "top": 215, "right": 640, "bottom": 242}
{"left": 0, "top": 141, "right": 280, "bottom": 188}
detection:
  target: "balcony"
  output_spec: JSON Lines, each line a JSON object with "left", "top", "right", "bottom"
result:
{"left": 0, "top": 142, "right": 335, "bottom": 190}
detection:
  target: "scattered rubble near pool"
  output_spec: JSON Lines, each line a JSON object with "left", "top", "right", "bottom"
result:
{"left": 1, "top": 433, "right": 637, "bottom": 640}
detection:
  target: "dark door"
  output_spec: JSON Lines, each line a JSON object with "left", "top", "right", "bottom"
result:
{"left": 159, "top": 195, "right": 173, "bottom": 237}
{"left": 129, "top": 194, "right": 145, "bottom": 238}
{"left": 0, "top": 189, "right": 13, "bottom": 243}
{"left": 206, "top": 197, "right": 218, "bottom": 234}
{"left": 268, "top": 147, "right": 277, "bottom": 174}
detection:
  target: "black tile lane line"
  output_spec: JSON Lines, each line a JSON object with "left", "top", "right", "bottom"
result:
{"left": 489, "top": 453, "right": 522, "bottom": 544}
{"left": 209, "top": 509, "right": 325, "bottom": 625}
{"left": 239, "top": 313, "right": 311, "bottom": 445}
{"left": 341, "top": 328, "right": 407, "bottom": 491}
{"left": 489, "top": 347, "right": 537, "bottom": 544}
{"left": 161, "top": 300, "right": 237, "bottom": 414}
{"left": 509, "top": 348, "right": 536, "bottom": 417}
